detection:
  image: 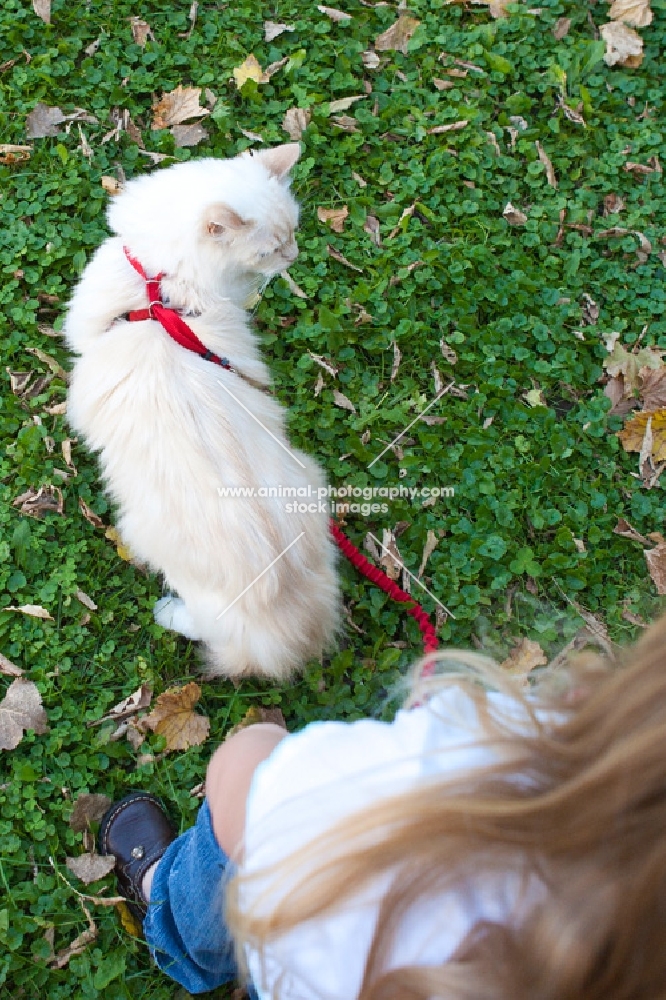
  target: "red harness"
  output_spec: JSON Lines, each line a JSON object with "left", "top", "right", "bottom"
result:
{"left": 123, "top": 247, "right": 439, "bottom": 666}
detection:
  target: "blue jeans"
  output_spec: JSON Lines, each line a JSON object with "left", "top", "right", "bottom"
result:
{"left": 143, "top": 800, "right": 257, "bottom": 996}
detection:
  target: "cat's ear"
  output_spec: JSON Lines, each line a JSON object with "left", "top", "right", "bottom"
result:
{"left": 254, "top": 143, "right": 301, "bottom": 180}
{"left": 204, "top": 203, "right": 251, "bottom": 237}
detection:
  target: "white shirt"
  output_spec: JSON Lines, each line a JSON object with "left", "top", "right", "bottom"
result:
{"left": 241, "top": 686, "right": 540, "bottom": 1000}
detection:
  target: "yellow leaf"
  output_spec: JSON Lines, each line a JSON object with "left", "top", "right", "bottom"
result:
{"left": 104, "top": 527, "right": 135, "bottom": 562}
{"left": 501, "top": 638, "right": 547, "bottom": 685}
{"left": 618, "top": 409, "right": 666, "bottom": 462}
{"left": 116, "top": 900, "right": 143, "bottom": 938}
{"left": 232, "top": 54, "right": 265, "bottom": 88}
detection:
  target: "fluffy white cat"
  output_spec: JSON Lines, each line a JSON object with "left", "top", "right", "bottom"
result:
{"left": 65, "top": 144, "right": 339, "bottom": 681}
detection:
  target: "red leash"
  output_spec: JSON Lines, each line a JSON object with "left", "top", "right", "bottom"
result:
{"left": 123, "top": 248, "right": 440, "bottom": 667}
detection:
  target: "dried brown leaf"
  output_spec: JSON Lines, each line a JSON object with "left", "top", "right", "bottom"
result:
{"left": 332, "top": 389, "right": 356, "bottom": 413}
{"left": 314, "top": 372, "right": 325, "bottom": 397}
{"left": 379, "top": 528, "right": 403, "bottom": 581}
{"left": 12, "top": 485, "right": 63, "bottom": 518}
{"left": 4, "top": 604, "right": 54, "bottom": 620}
{"left": 375, "top": 15, "right": 420, "bottom": 54}
{"left": 308, "top": 352, "right": 339, "bottom": 376}
{"left": 317, "top": 205, "right": 348, "bottom": 233}
{"left": 535, "top": 141, "right": 557, "bottom": 188}
{"left": 151, "top": 86, "right": 209, "bottom": 130}
{"left": 624, "top": 159, "right": 661, "bottom": 176}
{"left": 130, "top": 17, "right": 154, "bottom": 47}
{"left": 362, "top": 50, "right": 381, "bottom": 69}
{"left": 391, "top": 341, "right": 401, "bottom": 382}
{"left": 69, "top": 793, "right": 113, "bottom": 831}
{"left": 364, "top": 215, "right": 381, "bottom": 245}
{"left": 327, "top": 245, "right": 363, "bottom": 271}
{"left": 330, "top": 115, "right": 359, "bottom": 132}
{"left": 0, "top": 144, "right": 32, "bottom": 165}
{"left": 600, "top": 21, "right": 644, "bottom": 66}
{"left": 25, "top": 346, "right": 67, "bottom": 380}
{"left": 473, "top": 0, "right": 510, "bottom": 17}
{"left": 171, "top": 123, "right": 208, "bottom": 147}
{"left": 618, "top": 409, "right": 666, "bottom": 462}
{"left": 440, "top": 338, "right": 458, "bottom": 365}
{"left": 418, "top": 529, "right": 439, "bottom": 578}
{"left": 49, "top": 903, "right": 97, "bottom": 969}
{"left": 645, "top": 543, "right": 666, "bottom": 594}
{"left": 427, "top": 120, "right": 469, "bottom": 134}
{"left": 608, "top": 0, "right": 652, "bottom": 28}
{"left": 142, "top": 682, "right": 210, "bottom": 752}
{"left": 26, "top": 103, "right": 65, "bottom": 138}
{"left": 329, "top": 95, "right": 365, "bottom": 113}
{"left": 317, "top": 5, "right": 352, "bottom": 20}
{"left": 226, "top": 705, "right": 287, "bottom": 739}
{"left": 613, "top": 517, "right": 650, "bottom": 545}
{"left": 552, "top": 16, "right": 571, "bottom": 38}
{"left": 282, "top": 107, "right": 311, "bottom": 140}
{"left": 639, "top": 367, "right": 666, "bottom": 411}
{"left": 280, "top": 271, "right": 309, "bottom": 299}
{"left": 501, "top": 638, "right": 547, "bottom": 684}
{"left": 433, "top": 78, "right": 455, "bottom": 91}
{"left": 0, "top": 678, "right": 48, "bottom": 750}
{"left": 75, "top": 589, "right": 97, "bottom": 612}
{"left": 78, "top": 498, "right": 105, "bottom": 529}
{"left": 603, "top": 193, "right": 625, "bottom": 215}
{"left": 264, "top": 20, "right": 295, "bottom": 41}
{"left": 503, "top": 202, "right": 528, "bottom": 226}
{"left": 91, "top": 684, "right": 153, "bottom": 729}
{"left": 66, "top": 854, "right": 116, "bottom": 885}
{"left": 7, "top": 369, "right": 33, "bottom": 396}
{"left": 0, "top": 653, "right": 23, "bottom": 678}
{"left": 101, "top": 175, "right": 122, "bottom": 195}
{"left": 32, "top": 0, "right": 50, "bottom": 24}
{"left": 603, "top": 340, "right": 664, "bottom": 394}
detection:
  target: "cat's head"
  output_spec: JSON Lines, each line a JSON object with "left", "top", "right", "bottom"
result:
{"left": 107, "top": 143, "right": 301, "bottom": 298}
{"left": 202, "top": 144, "right": 301, "bottom": 277}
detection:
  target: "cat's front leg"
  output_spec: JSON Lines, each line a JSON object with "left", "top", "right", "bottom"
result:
{"left": 153, "top": 595, "right": 202, "bottom": 640}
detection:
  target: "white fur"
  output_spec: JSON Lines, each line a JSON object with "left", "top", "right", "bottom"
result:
{"left": 65, "top": 146, "right": 340, "bottom": 680}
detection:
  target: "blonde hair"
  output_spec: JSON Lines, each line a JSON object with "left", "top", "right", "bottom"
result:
{"left": 227, "top": 614, "right": 666, "bottom": 999}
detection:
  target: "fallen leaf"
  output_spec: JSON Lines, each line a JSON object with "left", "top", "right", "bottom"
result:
{"left": 263, "top": 56, "right": 289, "bottom": 81}
{"left": 75, "top": 589, "right": 97, "bottom": 611}
{"left": 90, "top": 685, "right": 153, "bottom": 730}
{"left": 362, "top": 50, "right": 381, "bottom": 69}
{"left": 388, "top": 203, "right": 416, "bottom": 240}
{"left": 79, "top": 498, "right": 105, "bottom": 529}
{"left": 645, "top": 543, "right": 666, "bottom": 594}
{"left": 364, "top": 215, "right": 381, "bottom": 246}
{"left": 617, "top": 408, "right": 666, "bottom": 462}
{"left": 375, "top": 15, "right": 420, "bottom": 53}
{"left": 501, "top": 637, "right": 548, "bottom": 684}
{"left": 328, "top": 95, "right": 365, "bottom": 113}
{"left": 12, "top": 485, "right": 64, "bottom": 518}
{"left": 32, "top": 0, "right": 50, "bottom": 23}
{"left": 309, "top": 352, "right": 339, "bottom": 376}
{"left": 0, "top": 678, "right": 48, "bottom": 750}
{"left": 639, "top": 367, "right": 666, "bottom": 410}
{"left": 431, "top": 361, "right": 444, "bottom": 394}
{"left": 608, "top": 0, "right": 652, "bottom": 27}
{"left": 379, "top": 528, "right": 403, "bottom": 582}
{"left": 0, "top": 144, "right": 32, "bottom": 165}
{"left": 151, "top": 86, "right": 210, "bottom": 130}
{"left": 130, "top": 17, "right": 154, "bottom": 47}
{"left": 142, "top": 682, "right": 210, "bottom": 752}
{"left": 440, "top": 339, "right": 458, "bottom": 365}
{"left": 535, "top": 141, "right": 557, "bottom": 188}
{"left": 3, "top": 604, "right": 54, "bottom": 620}
{"left": 232, "top": 54, "right": 264, "bottom": 88}
{"left": 171, "top": 123, "right": 208, "bottom": 147}
{"left": 138, "top": 150, "right": 175, "bottom": 164}
{"left": 327, "top": 245, "right": 363, "bottom": 272}
{"left": 26, "top": 103, "right": 65, "bottom": 138}
{"left": 105, "top": 526, "right": 135, "bottom": 562}
{"left": 330, "top": 115, "right": 359, "bottom": 132}
{"left": 264, "top": 20, "right": 294, "bottom": 40}
{"left": 117, "top": 900, "right": 142, "bottom": 937}
{"left": 279, "top": 271, "right": 308, "bottom": 300}
{"left": 427, "top": 120, "right": 469, "bottom": 134}
{"left": 418, "top": 529, "right": 439, "bottom": 578}
{"left": 624, "top": 159, "right": 661, "bottom": 176}
{"left": 473, "top": 0, "right": 510, "bottom": 17}
{"left": 603, "top": 193, "right": 625, "bottom": 215}
{"left": 391, "top": 341, "right": 401, "bottom": 381}
{"left": 69, "top": 793, "right": 113, "bottom": 832}
{"left": 238, "top": 128, "right": 264, "bottom": 143}
{"left": 600, "top": 21, "right": 644, "bottom": 66}
{"left": 101, "top": 175, "right": 121, "bottom": 195}
{"left": 66, "top": 854, "right": 116, "bottom": 885}
{"left": 332, "top": 389, "right": 356, "bottom": 413}
{"left": 317, "top": 205, "right": 348, "bottom": 233}
{"left": 61, "top": 438, "right": 76, "bottom": 472}
{"left": 282, "top": 107, "right": 311, "bottom": 140}
{"left": 226, "top": 704, "right": 287, "bottom": 739}
{"left": 603, "top": 341, "right": 664, "bottom": 395}
{"left": 318, "top": 5, "right": 352, "bottom": 20}
{"left": 552, "top": 16, "right": 572, "bottom": 38}
{"left": 352, "top": 171, "right": 367, "bottom": 188}
{"left": 613, "top": 517, "right": 650, "bottom": 545}
{"left": 49, "top": 903, "right": 97, "bottom": 969}
{"left": 503, "top": 202, "right": 528, "bottom": 226}
{"left": 314, "top": 372, "right": 325, "bottom": 397}
{"left": 6, "top": 369, "right": 33, "bottom": 396}
{"left": 433, "top": 77, "right": 455, "bottom": 91}
{"left": 581, "top": 292, "right": 599, "bottom": 326}
{"left": 26, "top": 346, "right": 68, "bottom": 380}
{"left": 0, "top": 653, "right": 23, "bottom": 678}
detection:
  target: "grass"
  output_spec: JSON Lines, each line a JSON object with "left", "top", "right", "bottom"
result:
{"left": 1, "top": 0, "right": 665, "bottom": 996}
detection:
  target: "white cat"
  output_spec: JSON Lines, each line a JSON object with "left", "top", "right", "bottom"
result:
{"left": 65, "top": 144, "right": 339, "bottom": 681}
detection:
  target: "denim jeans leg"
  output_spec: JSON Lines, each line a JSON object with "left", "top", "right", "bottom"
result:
{"left": 143, "top": 800, "right": 245, "bottom": 994}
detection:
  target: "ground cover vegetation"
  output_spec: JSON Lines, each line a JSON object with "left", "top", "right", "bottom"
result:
{"left": 1, "top": 0, "right": 665, "bottom": 995}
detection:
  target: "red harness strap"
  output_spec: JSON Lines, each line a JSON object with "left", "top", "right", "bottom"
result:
{"left": 123, "top": 247, "right": 439, "bottom": 666}
{"left": 123, "top": 247, "right": 233, "bottom": 371}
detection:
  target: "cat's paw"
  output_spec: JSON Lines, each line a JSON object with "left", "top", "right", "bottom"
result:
{"left": 153, "top": 596, "right": 202, "bottom": 640}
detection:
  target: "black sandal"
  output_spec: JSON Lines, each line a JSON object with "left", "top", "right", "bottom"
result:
{"left": 99, "top": 792, "right": 176, "bottom": 920}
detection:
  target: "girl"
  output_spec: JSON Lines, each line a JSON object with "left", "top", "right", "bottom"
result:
{"left": 100, "top": 613, "right": 666, "bottom": 998}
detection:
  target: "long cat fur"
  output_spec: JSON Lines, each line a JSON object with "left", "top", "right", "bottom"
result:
{"left": 64, "top": 144, "right": 339, "bottom": 680}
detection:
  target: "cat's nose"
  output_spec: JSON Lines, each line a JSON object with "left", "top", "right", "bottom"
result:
{"left": 283, "top": 243, "right": 299, "bottom": 264}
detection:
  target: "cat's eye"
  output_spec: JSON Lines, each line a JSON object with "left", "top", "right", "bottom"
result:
{"left": 259, "top": 251, "right": 271, "bottom": 259}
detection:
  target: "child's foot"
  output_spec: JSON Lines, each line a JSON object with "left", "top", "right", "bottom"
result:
{"left": 153, "top": 595, "right": 201, "bottom": 640}
{"left": 99, "top": 793, "right": 175, "bottom": 920}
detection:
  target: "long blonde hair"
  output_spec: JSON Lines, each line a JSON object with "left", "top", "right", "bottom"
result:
{"left": 227, "top": 614, "right": 666, "bottom": 999}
